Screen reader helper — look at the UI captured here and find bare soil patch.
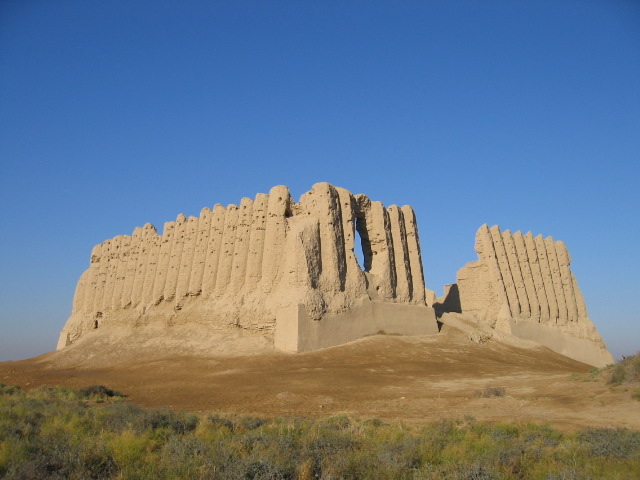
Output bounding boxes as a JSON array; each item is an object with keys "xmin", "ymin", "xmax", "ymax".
[{"xmin": 2, "ymin": 328, "xmax": 638, "ymax": 431}]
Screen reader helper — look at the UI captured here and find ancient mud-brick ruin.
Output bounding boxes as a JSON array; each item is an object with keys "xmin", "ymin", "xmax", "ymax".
[
  {"xmin": 58, "ymin": 183, "xmax": 437, "ymax": 354},
  {"xmin": 58, "ymin": 183, "xmax": 613, "ymax": 367},
  {"xmin": 453, "ymin": 225, "xmax": 613, "ymax": 366}
]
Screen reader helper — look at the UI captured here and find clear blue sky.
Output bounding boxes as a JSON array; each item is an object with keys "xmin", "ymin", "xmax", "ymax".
[{"xmin": 1, "ymin": 1, "xmax": 638, "ymax": 361}]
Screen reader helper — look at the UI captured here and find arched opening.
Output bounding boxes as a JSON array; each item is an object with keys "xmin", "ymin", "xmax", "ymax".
[
  {"xmin": 355, "ymin": 227, "xmax": 365, "ymax": 271},
  {"xmin": 354, "ymin": 216, "xmax": 372, "ymax": 272}
]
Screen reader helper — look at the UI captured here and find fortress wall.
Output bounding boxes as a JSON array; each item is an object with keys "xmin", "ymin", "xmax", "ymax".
[
  {"xmin": 123, "ymin": 237, "xmax": 139, "ymax": 308},
  {"xmin": 388, "ymin": 206, "xmax": 412, "ymax": 303},
  {"xmin": 61, "ymin": 188, "xmax": 610, "ymax": 366},
  {"xmin": 244, "ymin": 193, "xmax": 269, "ymax": 290},
  {"xmin": 456, "ymin": 260, "xmax": 489, "ymax": 320},
  {"xmin": 229, "ymin": 198, "xmax": 253, "ymax": 293},
  {"xmin": 555, "ymin": 241, "xmax": 578, "ymax": 323},
  {"xmin": 141, "ymin": 233, "xmax": 161, "ymax": 308},
  {"xmin": 513, "ymin": 232, "xmax": 540, "ymax": 322},
  {"xmin": 535, "ymin": 234, "xmax": 559, "ymax": 322},
  {"xmin": 459, "ymin": 225, "xmax": 601, "ymax": 329},
  {"xmin": 71, "ymin": 270, "xmax": 89, "ymax": 315},
  {"xmin": 164, "ymin": 215, "xmax": 187, "ymax": 302},
  {"xmin": 175, "ymin": 216, "xmax": 199, "ymax": 301},
  {"xmin": 298, "ymin": 183, "xmax": 345, "ymax": 294},
  {"xmin": 100, "ymin": 236, "xmax": 121, "ymax": 312},
  {"xmin": 59, "ymin": 183, "xmax": 435, "ymax": 351},
  {"xmin": 335, "ymin": 187, "xmax": 366, "ymax": 299},
  {"xmin": 455, "ymin": 224, "xmax": 613, "ymax": 367},
  {"xmin": 572, "ymin": 272, "xmax": 589, "ymax": 321},
  {"xmin": 150, "ymin": 221, "xmax": 173, "ymax": 305},
  {"xmin": 121, "ymin": 227, "xmax": 142, "ymax": 308},
  {"xmin": 78, "ymin": 245, "xmax": 99, "ymax": 314},
  {"xmin": 489, "ymin": 226, "xmax": 520, "ymax": 317},
  {"xmin": 214, "ymin": 205, "xmax": 239, "ymax": 297},
  {"xmin": 402, "ymin": 205, "xmax": 425, "ymax": 305},
  {"xmin": 261, "ymin": 186, "xmax": 291, "ymax": 293},
  {"xmin": 112, "ymin": 235, "xmax": 131, "ymax": 310},
  {"xmin": 202, "ymin": 205, "xmax": 226, "ymax": 297},
  {"xmin": 321, "ymin": 184, "xmax": 348, "ymax": 293},
  {"xmin": 91, "ymin": 238, "xmax": 111, "ymax": 313},
  {"xmin": 188, "ymin": 207, "xmax": 212, "ymax": 296},
  {"xmin": 524, "ymin": 232, "xmax": 550, "ymax": 323},
  {"xmin": 275, "ymin": 300, "xmax": 438, "ymax": 353},
  {"xmin": 131, "ymin": 223, "xmax": 157, "ymax": 308},
  {"xmin": 503, "ymin": 230, "xmax": 530, "ymax": 317},
  {"xmin": 546, "ymin": 236, "xmax": 568, "ymax": 324},
  {"xmin": 479, "ymin": 225, "xmax": 511, "ymax": 326},
  {"xmin": 282, "ymin": 216, "xmax": 320, "ymax": 291},
  {"xmin": 458, "ymin": 226, "xmax": 500, "ymax": 327},
  {"xmin": 356, "ymin": 198, "xmax": 396, "ymax": 301}
]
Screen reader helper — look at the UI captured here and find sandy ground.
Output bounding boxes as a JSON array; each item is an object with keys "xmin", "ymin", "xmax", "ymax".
[{"xmin": 1, "ymin": 328, "xmax": 638, "ymax": 431}]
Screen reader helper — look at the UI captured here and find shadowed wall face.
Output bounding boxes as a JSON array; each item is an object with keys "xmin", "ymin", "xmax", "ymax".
[{"xmin": 58, "ymin": 183, "xmax": 429, "ymax": 350}]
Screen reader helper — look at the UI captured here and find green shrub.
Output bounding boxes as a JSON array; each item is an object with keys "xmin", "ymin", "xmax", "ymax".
[
  {"xmin": 0, "ymin": 384, "xmax": 21, "ymax": 396},
  {"xmin": 78, "ymin": 385, "xmax": 123, "ymax": 399}
]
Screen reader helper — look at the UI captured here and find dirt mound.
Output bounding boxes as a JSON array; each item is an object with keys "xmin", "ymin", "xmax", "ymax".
[{"xmin": 1, "ymin": 328, "xmax": 638, "ymax": 431}]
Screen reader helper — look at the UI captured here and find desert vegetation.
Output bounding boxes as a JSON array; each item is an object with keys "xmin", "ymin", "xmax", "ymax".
[
  {"xmin": 475, "ymin": 386, "xmax": 506, "ymax": 398},
  {"xmin": 1, "ymin": 383, "xmax": 639, "ymax": 479},
  {"xmin": 571, "ymin": 352, "xmax": 640, "ymax": 401},
  {"xmin": 605, "ymin": 352, "xmax": 640, "ymax": 386}
]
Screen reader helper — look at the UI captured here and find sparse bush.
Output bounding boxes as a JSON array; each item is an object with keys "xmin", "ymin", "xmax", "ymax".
[
  {"xmin": 140, "ymin": 408, "xmax": 199, "ymax": 434},
  {"xmin": 0, "ymin": 383, "xmax": 21, "ymax": 395},
  {"xmin": 608, "ymin": 364, "xmax": 627, "ymax": 385},
  {"xmin": 364, "ymin": 417, "xmax": 385, "ymax": 427},
  {"xmin": 239, "ymin": 415, "xmax": 268, "ymax": 431},
  {"xmin": 208, "ymin": 413, "xmax": 235, "ymax": 431},
  {"xmin": 78, "ymin": 384, "xmax": 123, "ymax": 399},
  {"xmin": 627, "ymin": 353, "xmax": 640, "ymax": 382},
  {"xmin": 605, "ymin": 352, "xmax": 640, "ymax": 386},
  {"xmin": 476, "ymin": 386, "xmax": 506, "ymax": 398},
  {"xmin": 99, "ymin": 402, "xmax": 147, "ymax": 432}
]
